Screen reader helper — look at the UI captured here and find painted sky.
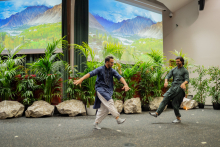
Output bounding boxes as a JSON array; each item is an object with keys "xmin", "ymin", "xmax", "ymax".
[
  {"xmin": 89, "ymin": 0, "xmax": 162, "ymax": 23},
  {"xmin": 0, "ymin": 0, "xmax": 61, "ymax": 19}
]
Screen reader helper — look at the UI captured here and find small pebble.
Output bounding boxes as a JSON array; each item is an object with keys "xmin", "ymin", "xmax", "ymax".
[
  {"xmin": 58, "ymin": 124, "xmax": 61, "ymax": 126},
  {"xmin": 192, "ymin": 114, "xmax": 194, "ymax": 115},
  {"xmin": 136, "ymin": 120, "xmax": 139, "ymax": 121},
  {"xmin": 15, "ymin": 136, "xmax": 18, "ymax": 138},
  {"xmin": 202, "ymin": 110, "xmax": 204, "ymax": 111},
  {"xmin": 117, "ymin": 130, "xmax": 121, "ymax": 132},
  {"xmin": 159, "ymin": 126, "xmax": 162, "ymax": 128},
  {"xmin": 196, "ymin": 122, "xmax": 199, "ymax": 123},
  {"xmin": 201, "ymin": 142, "xmax": 207, "ymax": 144}
]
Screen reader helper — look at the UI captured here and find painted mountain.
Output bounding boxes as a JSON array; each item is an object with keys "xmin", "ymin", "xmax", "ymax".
[
  {"xmin": 112, "ymin": 16, "xmax": 156, "ymax": 35},
  {"xmin": 89, "ymin": 13, "xmax": 159, "ymax": 36},
  {"xmin": 93, "ymin": 14, "xmax": 114, "ymax": 32},
  {"xmin": 89, "ymin": 13, "xmax": 106, "ymax": 32},
  {"xmin": 28, "ymin": 4, "xmax": 62, "ymax": 25},
  {"xmin": 138, "ymin": 22, "xmax": 162, "ymax": 39},
  {"xmin": 0, "ymin": 6, "xmax": 49, "ymax": 28}
]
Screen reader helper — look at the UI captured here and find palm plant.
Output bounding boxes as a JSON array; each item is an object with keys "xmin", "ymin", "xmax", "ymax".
[
  {"xmin": 65, "ymin": 78, "xmax": 85, "ymax": 101},
  {"xmin": 17, "ymin": 75, "xmax": 39, "ymax": 106},
  {"xmin": 145, "ymin": 49, "xmax": 169, "ymax": 98},
  {"xmin": 102, "ymin": 42, "xmax": 125, "ymax": 61},
  {"xmin": 74, "ymin": 42, "xmax": 95, "ymax": 62},
  {"xmin": 29, "ymin": 39, "xmax": 69, "ymax": 103},
  {"xmin": 138, "ymin": 61, "xmax": 157, "ymax": 103},
  {"xmin": 0, "ymin": 46, "xmax": 25, "ymax": 100},
  {"xmin": 146, "ymin": 49, "xmax": 166, "ymax": 67},
  {"xmin": 122, "ymin": 62, "xmax": 141, "ymax": 100}
]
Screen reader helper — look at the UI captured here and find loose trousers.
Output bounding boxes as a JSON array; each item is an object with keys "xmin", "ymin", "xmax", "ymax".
[
  {"xmin": 156, "ymin": 86, "xmax": 185, "ymax": 117},
  {"xmin": 95, "ymin": 91, "xmax": 120, "ymax": 124}
]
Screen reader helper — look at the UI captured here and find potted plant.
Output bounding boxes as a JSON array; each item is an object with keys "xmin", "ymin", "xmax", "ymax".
[
  {"xmin": 208, "ymin": 66, "xmax": 220, "ymax": 110},
  {"xmin": 29, "ymin": 39, "xmax": 68, "ymax": 104},
  {"xmin": 190, "ymin": 65, "xmax": 209, "ymax": 108}
]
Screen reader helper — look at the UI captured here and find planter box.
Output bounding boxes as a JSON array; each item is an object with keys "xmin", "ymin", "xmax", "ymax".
[
  {"xmin": 198, "ymin": 103, "xmax": 205, "ymax": 109},
  {"xmin": 141, "ymin": 104, "xmax": 149, "ymax": 111},
  {"xmin": 213, "ymin": 102, "xmax": 220, "ymax": 110}
]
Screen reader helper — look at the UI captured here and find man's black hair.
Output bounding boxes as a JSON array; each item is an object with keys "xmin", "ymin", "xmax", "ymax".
[{"xmin": 105, "ymin": 56, "xmax": 114, "ymax": 63}]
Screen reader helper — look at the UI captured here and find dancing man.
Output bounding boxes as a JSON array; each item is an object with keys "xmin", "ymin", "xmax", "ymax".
[
  {"xmin": 149, "ymin": 56, "xmax": 189, "ymax": 123},
  {"xmin": 74, "ymin": 56, "xmax": 130, "ymax": 129}
]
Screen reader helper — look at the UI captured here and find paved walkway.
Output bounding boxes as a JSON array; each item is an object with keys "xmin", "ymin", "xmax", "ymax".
[{"xmin": 0, "ymin": 106, "xmax": 220, "ymax": 147}]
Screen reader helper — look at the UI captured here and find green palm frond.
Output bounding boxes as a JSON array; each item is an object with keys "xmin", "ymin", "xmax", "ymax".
[
  {"xmin": 74, "ymin": 42, "xmax": 95, "ymax": 61},
  {"xmin": 146, "ymin": 49, "xmax": 166, "ymax": 65}
]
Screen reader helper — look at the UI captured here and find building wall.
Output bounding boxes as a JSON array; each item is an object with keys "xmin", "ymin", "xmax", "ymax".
[{"xmin": 163, "ymin": 0, "xmax": 220, "ymax": 105}]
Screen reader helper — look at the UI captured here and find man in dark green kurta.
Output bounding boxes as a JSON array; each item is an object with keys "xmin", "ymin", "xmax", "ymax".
[{"xmin": 149, "ymin": 56, "xmax": 189, "ymax": 123}]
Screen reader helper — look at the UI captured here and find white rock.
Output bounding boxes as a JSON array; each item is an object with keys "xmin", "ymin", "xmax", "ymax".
[
  {"xmin": 0, "ymin": 101, "xmax": 24, "ymax": 119},
  {"xmin": 180, "ymin": 98, "xmax": 198, "ymax": 110},
  {"xmin": 124, "ymin": 98, "xmax": 142, "ymax": 114},
  {"xmin": 56, "ymin": 99, "xmax": 86, "ymax": 116},
  {"xmin": 25, "ymin": 100, "xmax": 54, "ymax": 118},
  {"xmin": 114, "ymin": 100, "xmax": 124, "ymax": 113}
]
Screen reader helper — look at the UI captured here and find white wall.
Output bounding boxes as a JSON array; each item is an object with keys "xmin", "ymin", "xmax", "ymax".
[{"xmin": 163, "ymin": 0, "xmax": 220, "ymax": 105}]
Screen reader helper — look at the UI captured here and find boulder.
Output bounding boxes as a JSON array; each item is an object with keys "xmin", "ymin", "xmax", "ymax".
[
  {"xmin": 114, "ymin": 100, "xmax": 123, "ymax": 113},
  {"xmin": 149, "ymin": 97, "xmax": 167, "ymax": 111},
  {"xmin": 180, "ymin": 97, "xmax": 198, "ymax": 110},
  {"xmin": 0, "ymin": 101, "xmax": 24, "ymax": 119},
  {"xmin": 124, "ymin": 98, "xmax": 142, "ymax": 114},
  {"xmin": 56, "ymin": 99, "xmax": 86, "ymax": 116},
  {"xmin": 25, "ymin": 100, "xmax": 54, "ymax": 118}
]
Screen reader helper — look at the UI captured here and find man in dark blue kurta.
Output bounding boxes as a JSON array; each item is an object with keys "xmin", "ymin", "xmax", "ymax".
[
  {"xmin": 74, "ymin": 56, "xmax": 130, "ymax": 129},
  {"xmin": 150, "ymin": 56, "xmax": 189, "ymax": 123}
]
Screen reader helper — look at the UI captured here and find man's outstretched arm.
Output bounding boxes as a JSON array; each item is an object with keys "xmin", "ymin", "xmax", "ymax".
[{"xmin": 73, "ymin": 67, "xmax": 101, "ymax": 86}]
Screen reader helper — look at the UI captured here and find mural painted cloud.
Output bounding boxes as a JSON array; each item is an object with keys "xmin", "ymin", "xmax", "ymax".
[{"xmin": 89, "ymin": 0, "xmax": 163, "ymax": 63}]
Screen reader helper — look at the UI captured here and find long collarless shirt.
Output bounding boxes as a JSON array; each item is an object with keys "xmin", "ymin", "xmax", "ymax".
[
  {"xmin": 164, "ymin": 66, "xmax": 189, "ymax": 97},
  {"xmin": 89, "ymin": 65, "xmax": 122, "ymax": 109}
]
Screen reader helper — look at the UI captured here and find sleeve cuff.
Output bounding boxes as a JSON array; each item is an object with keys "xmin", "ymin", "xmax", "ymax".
[{"xmin": 89, "ymin": 71, "xmax": 94, "ymax": 77}]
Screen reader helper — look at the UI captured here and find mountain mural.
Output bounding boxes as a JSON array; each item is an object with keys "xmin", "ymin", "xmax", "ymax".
[
  {"xmin": 138, "ymin": 22, "xmax": 162, "ymax": 39},
  {"xmin": 0, "ymin": 6, "xmax": 49, "ymax": 28},
  {"xmin": 28, "ymin": 4, "xmax": 62, "ymax": 25},
  {"xmin": 89, "ymin": 13, "xmax": 157, "ymax": 36},
  {"xmin": 112, "ymin": 16, "xmax": 156, "ymax": 35},
  {"xmin": 0, "ymin": 17, "xmax": 11, "ymax": 28},
  {"xmin": 89, "ymin": 13, "xmax": 106, "ymax": 32},
  {"xmin": 93, "ymin": 14, "xmax": 114, "ymax": 32}
]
